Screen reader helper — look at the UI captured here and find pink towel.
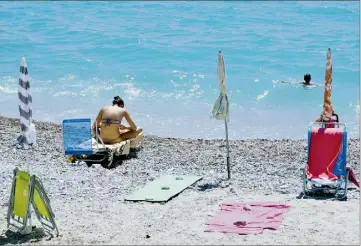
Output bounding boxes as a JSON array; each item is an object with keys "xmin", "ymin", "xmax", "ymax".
[{"xmin": 205, "ymin": 202, "xmax": 291, "ymax": 235}]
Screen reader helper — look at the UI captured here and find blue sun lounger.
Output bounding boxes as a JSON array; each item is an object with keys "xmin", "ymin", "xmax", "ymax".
[
  {"xmin": 62, "ymin": 118, "xmax": 143, "ymax": 168},
  {"xmin": 62, "ymin": 118, "xmax": 111, "ymax": 167}
]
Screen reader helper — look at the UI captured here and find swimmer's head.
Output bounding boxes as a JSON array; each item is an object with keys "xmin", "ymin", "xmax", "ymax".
[
  {"xmin": 304, "ymin": 74, "xmax": 311, "ymax": 84},
  {"xmin": 113, "ymin": 96, "xmax": 124, "ymax": 108}
]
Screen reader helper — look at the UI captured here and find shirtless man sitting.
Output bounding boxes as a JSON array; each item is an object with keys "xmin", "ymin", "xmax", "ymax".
[{"xmin": 92, "ymin": 96, "xmax": 143, "ymax": 144}]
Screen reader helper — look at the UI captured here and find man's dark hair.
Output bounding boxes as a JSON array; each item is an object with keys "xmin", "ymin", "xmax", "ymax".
[
  {"xmin": 304, "ymin": 73, "xmax": 311, "ymax": 83},
  {"xmin": 113, "ymin": 96, "xmax": 124, "ymax": 107}
]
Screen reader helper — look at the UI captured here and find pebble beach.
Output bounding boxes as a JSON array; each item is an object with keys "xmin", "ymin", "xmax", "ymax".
[
  {"xmin": 0, "ymin": 115, "xmax": 359, "ymax": 245},
  {"xmin": 0, "ymin": 2, "xmax": 360, "ymax": 245}
]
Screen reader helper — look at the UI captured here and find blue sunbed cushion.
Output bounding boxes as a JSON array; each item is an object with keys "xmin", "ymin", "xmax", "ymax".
[{"xmin": 62, "ymin": 118, "xmax": 93, "ymax": 155}]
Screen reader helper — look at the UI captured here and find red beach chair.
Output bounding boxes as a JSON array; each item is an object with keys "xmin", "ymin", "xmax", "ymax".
[{"xmin": 302, "ymin": 122, "xmax": 359, "ymax": 200}]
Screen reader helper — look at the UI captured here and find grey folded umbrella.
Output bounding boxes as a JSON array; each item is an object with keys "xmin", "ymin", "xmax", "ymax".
[{"xmin": 211, "ymin": 51, "xmax": 231, "ymax": 179}]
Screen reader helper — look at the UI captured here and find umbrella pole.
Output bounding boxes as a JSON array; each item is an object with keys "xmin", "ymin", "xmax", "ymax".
[
  {"xmin": 26, "ymin": 149, "xmax": 32, "ymax": 232},
  {"xmin": 25, "ymin": 149, "xmax": 29, "ymax": 172},
  {"xmin": 225, "ymin": 119, "xmax": 231, "ymax": 179},
  {"xmin": 19, "ymin": 148, "xmax": 32, "ymax": 235}
]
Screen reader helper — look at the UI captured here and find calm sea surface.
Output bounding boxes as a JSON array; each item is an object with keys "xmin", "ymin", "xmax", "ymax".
[{"xmin": 0, "ymin": 1, "xmax": 359, "ymax": 139}]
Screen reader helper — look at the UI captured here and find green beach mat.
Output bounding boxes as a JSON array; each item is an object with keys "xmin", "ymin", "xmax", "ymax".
[{"xmin": 125, "ymin": 175, "xmax": 202, "ymax": 202}]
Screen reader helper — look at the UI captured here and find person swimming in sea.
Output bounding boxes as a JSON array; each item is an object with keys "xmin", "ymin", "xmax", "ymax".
[
  {"xmin": 281, "ymin": 74, "xmax": 321, "ymax": 87},
  {"xmin": 92, "ymin": 96, "xmax": 143, "ymax": 144}
]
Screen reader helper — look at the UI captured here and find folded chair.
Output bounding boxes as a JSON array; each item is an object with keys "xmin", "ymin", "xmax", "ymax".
[
  {"xmin": 302, "ymin": 122, "xmax": 352, "ymax": 200},
  {"xmin": 7, "ymin": 168, "xmax": 59, "ymax": 236},
  {"xmin": 7, "ymin": 168, "xmax": 33, "ymax": 233},
  {"xmin": 31, "ymin": 176, "xmax": 59, "ymax": 236}
]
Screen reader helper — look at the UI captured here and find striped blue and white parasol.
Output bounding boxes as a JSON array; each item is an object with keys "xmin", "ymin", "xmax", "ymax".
[{"xmin": 16, "ymin": 57, "xmax": 36, "ymax": 149}]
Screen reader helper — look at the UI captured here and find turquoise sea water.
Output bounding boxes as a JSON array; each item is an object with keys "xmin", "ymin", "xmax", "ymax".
[{"xmin": 0, "ymin": 1, "xmax": 359, "ymax": 139}]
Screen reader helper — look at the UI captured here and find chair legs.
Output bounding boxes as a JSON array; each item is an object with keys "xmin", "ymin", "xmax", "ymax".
[{"xmin": 303, "ymin": 177, "xmax": 348, "ymax": 200}]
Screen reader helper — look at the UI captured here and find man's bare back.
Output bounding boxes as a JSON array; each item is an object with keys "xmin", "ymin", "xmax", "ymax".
[{"xmin": 92, "ymin": 96, "xmax": 143, "ymax": 144}]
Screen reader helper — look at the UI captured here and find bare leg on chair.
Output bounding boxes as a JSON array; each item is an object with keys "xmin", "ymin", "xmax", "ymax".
[{"xmin": 119, "ymin": 127, "xmax": 143, "ymax": 141}]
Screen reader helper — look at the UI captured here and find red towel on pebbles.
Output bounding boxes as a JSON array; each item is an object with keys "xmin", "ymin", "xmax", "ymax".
[{"xmin": 205, "ymin": 202, "xmax": 291, "ymax": 235}]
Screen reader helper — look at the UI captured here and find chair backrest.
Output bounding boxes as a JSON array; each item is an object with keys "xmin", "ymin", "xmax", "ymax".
[
  {"xmin": 62, "ymin": 118, "xmax": 93, "ymax": 155},
  {"xmin": 13, "ymin": 170, "xmax": 32, "ymax": 219},
  {"xmin": 33, "ymin": 180, "xmax": 51, "ymax": 219},
  {"xmin": 325, "ymin": 119, "xmax": 336, "ymax": 129},
  {"xmin": 325, "ymin": 113, "xmax": 339, "ymax": 129},
  {"xmin": 32, "ymin": 176, "xmax": 59, "ymax": 236},
  {"xmin": 7, "ymin": 168, "xmax": 33, "ymax": 232},
  {"xmin": 307, "ymin": 126, "xmax": 347, "ymax": 179}
]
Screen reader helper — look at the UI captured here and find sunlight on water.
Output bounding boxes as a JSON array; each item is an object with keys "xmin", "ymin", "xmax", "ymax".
[{"xmin": 0, "ymin": 1, "xmax": 359, "ymax": 139}]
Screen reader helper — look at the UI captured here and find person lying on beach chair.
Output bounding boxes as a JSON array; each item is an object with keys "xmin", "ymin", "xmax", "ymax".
[{"xmin": 92, "ymin": 96, "xmax": 143, "ymax": 144}]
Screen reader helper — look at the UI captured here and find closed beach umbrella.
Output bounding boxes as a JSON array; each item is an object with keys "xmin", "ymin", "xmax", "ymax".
[
  {"xmin": 316, "ymin": 48, "xmax": 334, "ymax": 123},
  {"xmin": 16, "ymin": 57, "xmax": 36, "ymax": 153},
  {"xmin": 212, "ymin": 50, "xmax": 231, "ymax": 179},
  {"xmin": 15, "ymin": 57, "xmax": 36, "ymax": 233},
  {"xmin": 315, "ymin": 49, "xmax": 359, "ymax": 188}
]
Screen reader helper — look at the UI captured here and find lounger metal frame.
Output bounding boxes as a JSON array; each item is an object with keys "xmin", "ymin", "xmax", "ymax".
[
  {"xmin": 62, "ymin": 118, "xmax": 114, "ymax": 168},
  {"xmin": 302, "ymin": 122, "xmax": 349, "ymax": 200},
  {"xmin": 77, "ymin": 127, "xmax": 115, "ymax": 167},
  {"xmin": 31, "ymin": 176, "xmax": 60, "ymax": 236}
]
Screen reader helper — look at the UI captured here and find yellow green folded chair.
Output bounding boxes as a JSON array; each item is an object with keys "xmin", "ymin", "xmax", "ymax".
[
  {"xmin": 6, "ymin": 168, "xmax": 33, "ymax": 234},
  {"xmin": 7, "ymin": 168, "xmax": 59, "ymax": 236}
]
